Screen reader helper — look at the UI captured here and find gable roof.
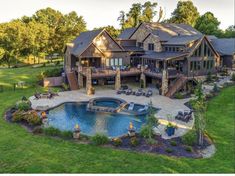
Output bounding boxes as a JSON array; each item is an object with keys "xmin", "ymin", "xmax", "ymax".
[
  {"xmin": 210, "ymin": 38, "xmax": 235, "ymax": 56},
  {"xmin": 119, "ymin": 23, "xmax": 202, "ymax": 42},
  {"xmin": 71, "ymin": 29, "xmax": 124, "ymax": 57},
  {"xmin": 71, "ymin": 29, "xmax": 103, "ymax": 56},
  {"xmin": 118, "ymin": 27, "xmax": 136, "ymax": 39}
]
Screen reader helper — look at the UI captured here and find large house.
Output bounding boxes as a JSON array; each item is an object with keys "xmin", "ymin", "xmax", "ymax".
[{"xmin": 64, "ymin": 22, "xmax": 234, "ymax": 97}]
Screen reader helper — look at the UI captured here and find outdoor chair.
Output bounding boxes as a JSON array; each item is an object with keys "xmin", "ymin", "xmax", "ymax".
[
  {"xmin": 125, "ymin": 89, "xmax": 132, "ymax": 95},
  {"xmin": 34, "ymin": 93, "xmax": 41, "ymax": 99},
  {"xmin": 135, "ymin": 89, "xmax": 143, "ymax": 96},
  {"xmin": 145, "ymin": 89, "xmax": 153, "ymax": 97},
  {"xmin": 175, "ymin": 110, "xmax": 193, "ymax": 123}
]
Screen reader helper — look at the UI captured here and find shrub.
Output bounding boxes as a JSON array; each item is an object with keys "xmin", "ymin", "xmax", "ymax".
[
  {"xmin": 213, "ymin": 84, "xmax": 219, "ymax": 93},
  {"xmin": 206, "ymin": 72, "xmax": 212, "ymax": 82},
  {"xmin": 185, "ymin": 146, "xmax": 193, "ymax": 152},
  {"xmin": 61, "ymin": 131, "xmax": 73, "ymax": 139},
  {"xmin": 231, "ymin": 73, "xmax": 235, "ymax": 82},
  {"xmin": 165, "ymin": 148, "xmax": 173, "ymax": 153},
  {"xmin": 62, "ymin": 83, "xmax": 69, "ymax": 91},
  {"xmin": 32, "ymin": 126, "xmax": 43, "ymax": 134},
  {"xmin": 12, "ymin": 110, "xmax": 24, "ymax": 122},
  {"xmin": 91, "ymin": 134, "xmax": 109, "ymax": 146},
  {"xmin": 24, "ymin": 111, "xmax": 42, "ymax": 125},
  {"xmin": 146, "ymin": 138, "xmax": 157, "ymax": 145},
  {"xmin": 43, "ymin": 68, "xmax": 62, "ymax": 77},
  {"xmin": 170, "ymin": 140, "xmax": 177, "ymax": 146},
  {"xmin": 140, "ymin": 125, "xmax": 154, "ymax": 139},
  {"xmin": 16, "ymin": 100, "xmax": 31, "ymax": 111},
  {"xmin": 43, "ymin": 127, "xmax": 61, "ymax": 136},
  {"xmin": 130, "ymin": 137, "xmax": 139, "ymax": 147},
  {"xmin": 112, "ymin": 138, "xmax": 122, "ymax": 147},
  {"xmin": 181, "ymin": 130, "xmax": 197, "ymax": 146},
  {"xmin": 175, "ymin": 92, "xmax": 184, "ymax": 99}
]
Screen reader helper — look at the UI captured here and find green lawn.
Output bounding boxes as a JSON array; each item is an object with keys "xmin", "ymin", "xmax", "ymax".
[{"xmin": 0, "ymin": 67, "xmax": 234, "ymax": 173}]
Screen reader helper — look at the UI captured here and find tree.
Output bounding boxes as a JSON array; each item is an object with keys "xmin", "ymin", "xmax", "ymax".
[
  {"xmin": 168, "ymin": 0, "xmax": 200, "ymax": 27},
  {"xmin": 195, "ymin": 12, "xmax": 221, "ymax": 35},
  {"xmin": 192, "ymin": 82, "xmax": 206, "ymax": 147},
  {"xmin": 127, "ymin": 3, "xmax": 142, "ymax": 27},
  {"xmin": 117, "ymin": 11, "xmax": 126, "ymax": 30},
  {"xmin": 94, "ymin": 26, "xmax": 120, "ymax": 38},
  {"xmin": 118, "ymin": 1, "xmax": 164, "ymax": 29},
  {"xmin": 220, "ymin": 25, "xmax": 235, "ymax": 38},
  {"xmin": 0, "ymin": 20, "xmax": 26, "ymax": 67}
]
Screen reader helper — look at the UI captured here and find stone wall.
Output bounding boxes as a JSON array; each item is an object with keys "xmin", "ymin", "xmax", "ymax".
[
  {"xmin": 130, "ymin": 23, "xmax": 152, "ymax": 44},
  {"xmin": 143, "ymin": 33, "xmax": 162, "ymax": 52}
]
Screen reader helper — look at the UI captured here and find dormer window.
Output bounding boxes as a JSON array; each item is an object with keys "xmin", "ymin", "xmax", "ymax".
[
  {"xmin": 148, "ymin": 43, "xmax": 154, "ymax": 51},
  {"xmin": 138, "ymin": 42, "xmax": 143, "ymax": 48}
]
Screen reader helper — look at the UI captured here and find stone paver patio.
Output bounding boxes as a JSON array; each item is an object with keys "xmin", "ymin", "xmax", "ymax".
[{"xmin": 29, "ymin": 89, "xmax": 194, "ymax": 139}]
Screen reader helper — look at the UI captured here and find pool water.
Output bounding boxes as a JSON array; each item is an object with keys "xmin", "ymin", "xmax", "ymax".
[
  {"xmin": 94, "ymin": 99, "xmax": 121, "ymax": 108},
  {"xmin": 47, "ymin": 102, "xmax": 148, "ymax": 138}
]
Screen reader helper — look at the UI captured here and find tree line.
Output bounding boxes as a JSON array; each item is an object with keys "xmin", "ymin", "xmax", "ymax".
[
  {"xmin": 0, "ymin": 8, "xmax": 86, "ymax": 67},
  {"xmin": 0, "ymin": 1, "xmax": 234, "ymax": 67},
  {"xmin": 117, "ymin": 1, "xmax": 235, "ymax": 38}
]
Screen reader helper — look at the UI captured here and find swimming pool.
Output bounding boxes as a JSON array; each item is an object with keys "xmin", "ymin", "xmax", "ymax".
[{"xmin": 46, "ymin": 102, "xmax": 150, "ymax": 138}]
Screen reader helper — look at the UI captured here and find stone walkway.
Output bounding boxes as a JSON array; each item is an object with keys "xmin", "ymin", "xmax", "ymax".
[{"xmin": 29, "ymin": 89, "xmax": 193, "ymax": 139}]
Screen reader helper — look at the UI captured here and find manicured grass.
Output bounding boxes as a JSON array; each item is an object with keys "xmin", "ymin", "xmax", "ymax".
[{"xmin": 0, "ymin": 67, "xmax": 234, "ymax": 173}]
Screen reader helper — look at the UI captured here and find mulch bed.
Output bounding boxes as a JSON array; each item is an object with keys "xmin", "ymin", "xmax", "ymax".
[{"xmin": 108, "ymin": 134, "xmax": 211, "ymax": 158}]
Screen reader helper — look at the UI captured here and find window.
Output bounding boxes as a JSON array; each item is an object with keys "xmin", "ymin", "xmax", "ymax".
[
  {"xmin": 203, "ymin": 60, "xmax": 206, "ymax": 68},
  {"xmin": 119, "ymin": 58, "xmax": 123, "ymax": 66},
  {"xmin": 138, "ymin": 42, "xmax": 143, "ymax": 48},
  {"xmin": 110, "ymin": 59, "xmax": 114, "ymax": 66},
  {"xmin": 115, "ymin": 58, "xmax": 119, "ymax": 66},
  {"xmin": 165, "ymin": 47, "xmax": 168, "ymax": 51},
  {"xmin": 148, "ymin": 43, "xmax": 154, "ymax": 51},
  {"xmin": 106, "ymin": 59, "xmax": 109, "ymax": 66}
]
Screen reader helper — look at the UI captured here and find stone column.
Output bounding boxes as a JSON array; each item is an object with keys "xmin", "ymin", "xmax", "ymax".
[
  {"xmin": 140, "ymin": 66, "xmax": 146, "ymax": 88},
  {"xmin": 86, "ymin": 67, "xmax": 92, "ymax": 95},
  {"xmin": 78, "ymin": 73, "xmax": 83, "ymax": 88},
  {"xmin": 161, "ymin": 69, "xmax": 168, "ymax": 95},
  {"xmin": 115, "ymin": 68, "xmax": 121, "ymax": 90}
]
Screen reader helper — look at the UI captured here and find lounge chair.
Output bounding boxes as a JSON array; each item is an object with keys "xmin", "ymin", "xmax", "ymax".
[
  {"xmin": 135, "ymin": 89, "xmax": 143, "ymax": 96},
  {"xmin": 175, "ymin": 110, "xmax": 193, "ymax": 122},
  {"xmin": 145, "ymin": 89, "xmax": 153, "ymax": 97},
  {"xmin": 138, "ymin": 104, "xmax": 149, "ymax": 112},
  {"xmin": 125, "ymin": 89, "xmax": 132, "ymax": 95},
  {"xmin": 128, "ymin": 102, "xmax": 135, "ymax": 111}
]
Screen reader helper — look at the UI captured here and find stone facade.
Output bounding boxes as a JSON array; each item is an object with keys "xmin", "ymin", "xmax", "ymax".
[
  {"xmin": 161, "ymin": 69, "xmax": 168, "ymax": 95},
  {"xmin": 130, "ymin": 23, "xmax": 152, "ymax": 44},
  {"xmin": 86, "ymin": 67, "xmax": 92, "ymax": 95},
  {"xmin": 115, "ymin": 68, "xmax": 121, "ymax": 90},
  {"xmin": 143, "ymin": 33, "xmax": 162, "ymax": 52}
]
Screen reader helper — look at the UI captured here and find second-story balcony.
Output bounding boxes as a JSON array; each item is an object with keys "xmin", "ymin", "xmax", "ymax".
[
  {"xmin": 78, "ymin": 66, "xmax": 142, "ymax": 78},
  {"xmin": 144, "ymin": 67, "xmax": 183, "ymax": 79}
]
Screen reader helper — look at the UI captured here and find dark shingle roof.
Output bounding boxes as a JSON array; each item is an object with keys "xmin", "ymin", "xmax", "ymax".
[
  {"xmin": 148, "ymin": 23, "xmax": 202, "ymax": 41},
  {"xmin": 163, "ymin": 35, "xmax": 202, "ymax": 45},
  {"xmin": 142, "ymin": 51, "xmax": 188, "ymax": 61},
  {"xmin": 118, "ymin": 28, "xmax": 136, "ymax": 39},
  {"xmin": 71, "ymin": 29, "xmax": 103, "ymax": 56},
  {"xmin": 211, "ymin": 38, "xmax": 235, "ymax": 55},
  {"xmin": 122, "ymin": 46, "xmax": 144, "ymax": 52}
]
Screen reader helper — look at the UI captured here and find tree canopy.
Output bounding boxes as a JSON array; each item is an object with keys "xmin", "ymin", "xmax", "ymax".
[
  {"xmin": 167, "ymin": 0, "xmax": 200, "ymax": 27},
  {"xmin": 118, "ymin": 1, "xmax": 164, "ymax": 29},
  {"xmin": 93, "ymin": 25, "xmax": 120, "ymax": 38},
  {"xmin": 195, "ymin": 12, "xmax": 221, "ymax": 36},
  {"xmin": 0, "ymin": 8, "xmax": 86, "ymax": 67}
]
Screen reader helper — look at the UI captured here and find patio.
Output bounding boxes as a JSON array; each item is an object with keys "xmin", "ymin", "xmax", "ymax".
[{"xmin": 29, "ymin": 89, "xmax": 194, "ymax": 139}]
